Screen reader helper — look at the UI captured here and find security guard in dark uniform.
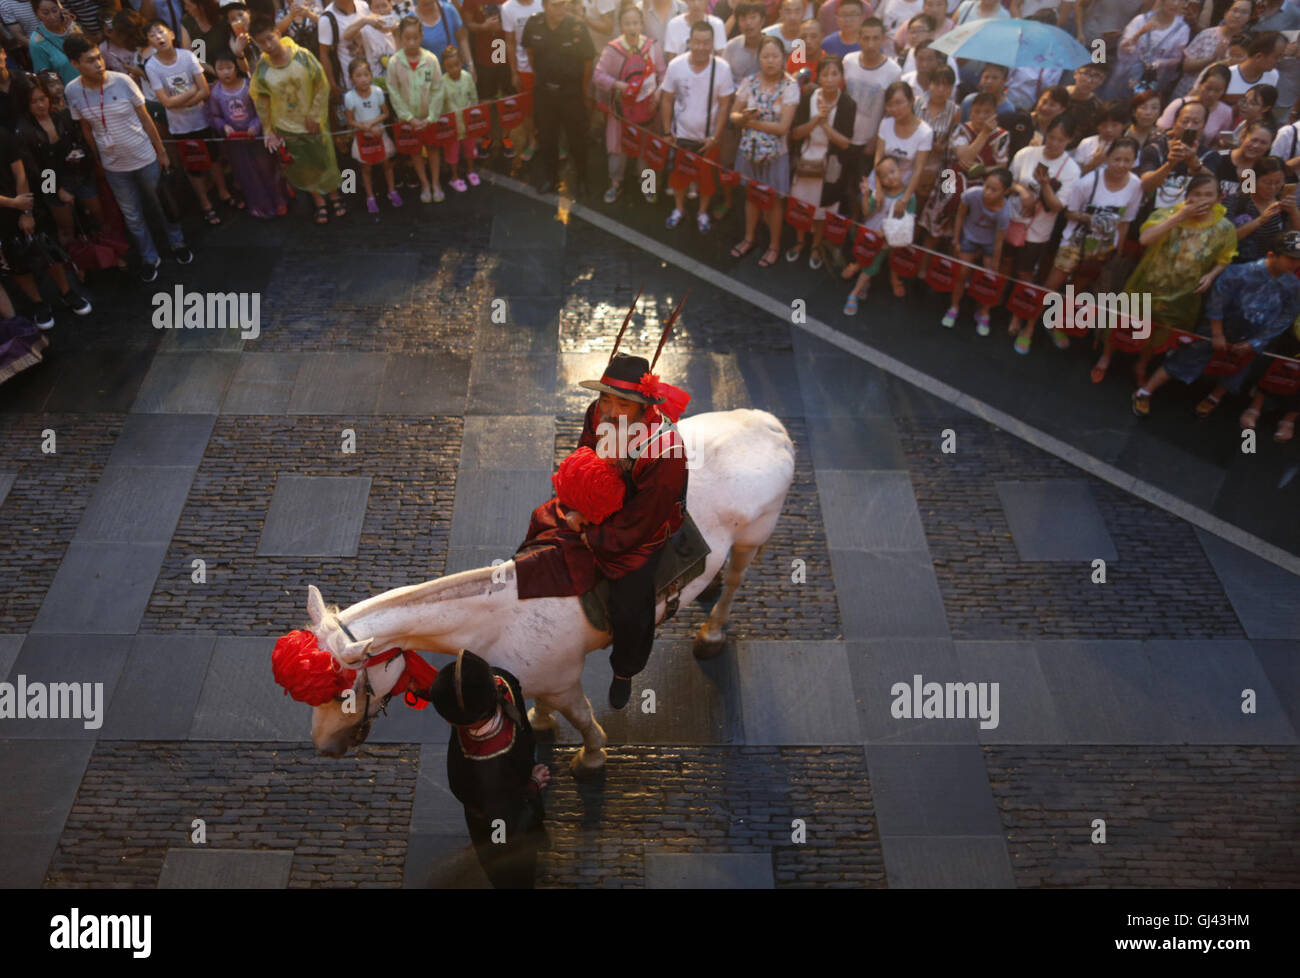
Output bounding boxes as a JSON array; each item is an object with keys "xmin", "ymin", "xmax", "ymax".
[{"xmin": 521, "ymin": 0, "xmax": 595, "ymax": 196}]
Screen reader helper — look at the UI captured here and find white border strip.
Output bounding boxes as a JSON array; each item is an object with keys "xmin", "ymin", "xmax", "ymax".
[{"xmin": 486, "ymin": 170, "xmax": 1300, "ymax": 579}]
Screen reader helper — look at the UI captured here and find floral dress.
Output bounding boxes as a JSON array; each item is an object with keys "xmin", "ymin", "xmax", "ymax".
[
  {"xmin": 918, "ymin": 120, "xmax": 1009, "ymax": 238},
  {"xmin": 735, "ymin": 73, "xmax": 799, "ymax": 190}
]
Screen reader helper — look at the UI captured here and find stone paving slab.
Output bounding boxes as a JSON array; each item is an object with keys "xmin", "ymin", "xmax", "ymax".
[
  {"xmin": 0, "ymin": 740, "xmax": 94, "ymax": 886},
  {"xmin": 1252, "ymin": 641, "xmax": 1300, "ymax": 735},
  {"xmin": 189, "ymin": 637, "xmax": 312, "ymax": 741},
  {"xmin": 467, "ymin": 354, "xmax": 559, "ymax": 415},
  {"xmin": 107, "ymin": 414, "xmax": 214, "ymax": 466},
  {"xmin": 99, "ymin": 634, "xmax": 216, "ymax": 741},
  {"xmin": 735, "ymin": 640, "xmax": 860, "ymax": 745},
  {"xmin": 953, "ymin": 641, "xmax": 1067, "ymax": 745},
  {"xmin": 486, "ymin": 251, "xmax": 565, "ymax": 298},
  {"xmin": 31, "ymin": 542, "xmax": 169, "ymax": 635},
  {"xmin": 410, "ymin": 743, "xmax": 466, "ymax": 833},
  {"xmin": 881, "ymin": 836, "xmax": 1016, "ymax": 888},
  {"xmin": 377, "ymin": 353, "xmax": 472, "ymax": 416},
  {"xmin": 995, "ymin": 480, "xmax": 1118, "ymax": 562},
  {"xmin": 0, "ymin": 471, "xmax": 13, "ymax": 506},
  {"xmin": 808, "ymin": 417, "xmax": 906, "ymax": 470},
  {"xmin": 220, "ymin": 353, "xmax": 304, "ymax": 414},
  {"xmin": 365, "ymin": 686, "xmax": 456, "ymax": 744},
  {"xmin": 448, "ymin": 469, "xmax": 553, "ymax": 549},
  {"xmin": 644, "ymin": 852, "xmax": 775, "ymax": 889},
  {"xmin": 846, "ymin": 639, "xmax": 980, "ymax": 745},
  {"xmin": 157, "ymin": 849, "xmax": 293, "ymax": 888},
  {"xmin": 552, "ymin": 639, "xmax": 743, "ymax": 746},
  {"xmin": 716, "ymin": 354, "xmax": 806, "ymax": 417},
  {"xmin": 474, "ymin": 297, "xmax": 562, "ymax": 354},
  {"xmin": 865, "ymin": 744, "xmax": 1004, "ymax": 837},
  {"xmin": 818, "ymin": 470, "xmax": 928, "ymax": 551},
  {"xmin": 257, "ymin": 475, "xmax": 372, "ymax": 557},
  {"xmin": 460, "ymin": 416, "xmax": 556, "ymax": 470},
  {"xmin": 489, "ymin": 212, "xmax": 566, "ymax": 251},
  {"xmin": 286, "ymin": 353, "xmax": 387, "ymax": 416},
  {"xmin": 0, "ymin": 635, "xmax": 131, "ymax": 739},
  {"xmin": 1197, "ymin": 529, "xmax": 1300, "ymax": 640},
  {"xmin": 405, "ymin": 833, "xmax": 489, "ymax": 888},
  {"xmin": 132, "ymin": 352, "xmax": 241, "ymax": 414},
  {"xmin": 795, "ymin": 355, "xmax": 893, "ymax": 418},
  {"xmin": 829, "ymin": 549, "xmax": 950, "ymax": 639},
  {"xmin": 1032, "ymin": 640, "xmax": 1174, "ymax": 744},
  {"xmin": 42, "ymin": 347, "xmax": 154, "ymax": 413},
  {"xmin": 73, "ymin": 465, "xmax": 196, "ymax": 544},
  {"xmin": 158, "ymin": 323, "xmax": 247, "ymax": 353}
]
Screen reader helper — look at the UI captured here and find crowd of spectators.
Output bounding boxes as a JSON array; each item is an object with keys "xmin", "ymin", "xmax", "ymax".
[{"xmin": 1, "ymin": 0, "xmax": 1299, "ymax": 440}]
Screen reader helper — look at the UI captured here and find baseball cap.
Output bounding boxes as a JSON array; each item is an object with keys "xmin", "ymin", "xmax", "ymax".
[{"xmin": 1272, "ymin": 230, "xmax": 1300, "ymax": 258}]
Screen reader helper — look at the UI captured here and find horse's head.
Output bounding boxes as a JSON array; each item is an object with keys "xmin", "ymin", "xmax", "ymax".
[{"xmin": 305, "ymin": 584, "xmax": 392, "ymax": 758}]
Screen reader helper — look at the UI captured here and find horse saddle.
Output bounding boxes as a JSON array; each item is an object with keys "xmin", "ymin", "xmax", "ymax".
[{"xmin": 580, "ymin": 513, "xmax": 711, "ymax": 634}]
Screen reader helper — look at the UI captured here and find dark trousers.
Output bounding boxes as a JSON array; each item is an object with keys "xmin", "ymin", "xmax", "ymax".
[
  {"xmin": 534, "ymin": 85, "xmax": 589, "ymax": 185},
  {"xmin": 465, "ymin": 809, "xmax": 544, "ymax": 889},
  {"xmin": 608, "ymin": 546, "xmax": 663, "ymax": 679}
]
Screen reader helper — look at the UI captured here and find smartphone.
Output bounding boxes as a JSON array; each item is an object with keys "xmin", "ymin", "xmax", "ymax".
[
  {"xmin": 1179, "ymin": 129, "xmax": 1198, "ymax": 147},
  {"xmin": 1285, "ymin": 183, "xmax": 1298, "ymax": 197}
]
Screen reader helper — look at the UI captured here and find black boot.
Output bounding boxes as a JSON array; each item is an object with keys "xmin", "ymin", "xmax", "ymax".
[{"xmin": 608, "ymin": 675, "xmax": 632, "ymax": 709}]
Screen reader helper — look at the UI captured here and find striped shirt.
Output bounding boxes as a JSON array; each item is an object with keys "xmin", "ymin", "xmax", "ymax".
[{"xmin": 66, "ymin": 71, "xmax": 157, "ymax": 172}]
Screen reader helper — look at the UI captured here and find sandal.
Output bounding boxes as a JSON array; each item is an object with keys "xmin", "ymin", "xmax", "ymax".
[
  {"xmin": 758, "ymin": 247, "xmax": 779, "ymax": 268},
  {"xmin": 843, "ymin": 294, "xmax": 860, "ymax": 315},
  {"xmin": 313, "ymin": 205, "xmax": 328, "ymax": 224},
  {"xmin": 1239, "ymin": 406, "xmax": 1260, "ymax": 430},
  {"xmin": 331, "ymin": 197, "xmax": 347, "ymax": 218},
  {"xmin": 221, "ymin": 194, "xmax": 245, "ymax": 211},
  {"xmin": 1194, "ymin": 393, "xmax": 1221, "ymax": 419},
  {"xmin": 203, "ymin": 208, "xmax": 221, "ymax": 225},
  {"xmin": 1276, "ymin": 418, "xmax": 1296, "ymax": 442},
  {"xmin": 1132, "ymin": 389, "xmax": 1151, "ymax": 417},
  {"xmin": 1014, "ymin": 333, "xmax": 1032, "ymax": 355},
  {"xmin": 730, "ymin": 239, "xmax": 756, "ymax": 258},
  {"xmin": 891, "ymin": 277, "xmax": 905, "ymax": 298},
  {"xmin": 1090, "ymin": 363, "xmax": 1108, "ymax": 384},
  {"xmin": 785, "ymin": 244, "xmax": 802, "ymax": 263},
  {"xmin": 1048, "ymin": 327, "xmax": 1069, "ymax": 350}
]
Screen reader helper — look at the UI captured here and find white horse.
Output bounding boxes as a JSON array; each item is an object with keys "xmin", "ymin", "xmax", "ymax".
[{"xmin": 306, "ymin": 408, "xmax": 795, "ymax": 774}]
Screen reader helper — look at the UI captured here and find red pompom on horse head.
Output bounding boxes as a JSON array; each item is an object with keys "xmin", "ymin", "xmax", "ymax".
[
  {"xmin": 272, "ymin": 630, "xmax": 357, "ymax": 706},
  {"xmin": 553, "ymin": 446, "xmax": 626, "ymax": 524}
]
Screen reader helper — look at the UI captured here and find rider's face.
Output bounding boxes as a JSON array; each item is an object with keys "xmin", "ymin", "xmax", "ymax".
[{"xmin": 598, "ymin": 392, "xmax": 646, "ymax": 426}]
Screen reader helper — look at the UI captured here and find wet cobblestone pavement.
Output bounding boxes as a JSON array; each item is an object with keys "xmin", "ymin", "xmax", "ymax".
[{"xmin": 0, "ymin": 175, "xmax": 1297, "ymax": 889}]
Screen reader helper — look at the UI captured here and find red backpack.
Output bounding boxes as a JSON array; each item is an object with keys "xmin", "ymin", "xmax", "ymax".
[{"xmin": 610, "ymin": 37, "xmax": 657, "ymax": 125}]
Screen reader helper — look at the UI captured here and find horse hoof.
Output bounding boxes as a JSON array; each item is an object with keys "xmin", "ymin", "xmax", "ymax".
[
  {"xmin": 528, "ymin": 707, "xmax": 558, "ymax": 733},
  {"xmin": 693, "ymin": 635, "xmax": 727, "ymax": 660},
  {"xmin": 570, "ymin": 748, "xmax": 607, "ymax": 778}
]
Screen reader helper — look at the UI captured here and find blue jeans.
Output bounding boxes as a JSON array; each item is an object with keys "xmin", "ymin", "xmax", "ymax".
[{"xmin": 103, "ymin": 161, "xmax": 185, "ymax": 265}]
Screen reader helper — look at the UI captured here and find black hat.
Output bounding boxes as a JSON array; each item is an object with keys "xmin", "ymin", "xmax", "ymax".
[
  {"xmin": 428, "ymin": 650, "xmax": 500, "ymax": 725},
  {"xmin": 578, "ymin": 352, "xmax": 664, "ymax": 405}
]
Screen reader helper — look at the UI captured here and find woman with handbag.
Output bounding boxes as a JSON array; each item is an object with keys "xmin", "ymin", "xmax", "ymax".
[
  {"xmin": 16, "ymin": 72, "xmax": 104, "ymax": 246},
  {"xmin": 592, "ymin": 3, "xmax": 663, "ymax": 204},
  {"xmin": 727, "ymin": 34, "xmax": 799, "ymax": 267},
  {"xmin": 786, "ymin": 53, "xmax": 854, "ymax": 270}
]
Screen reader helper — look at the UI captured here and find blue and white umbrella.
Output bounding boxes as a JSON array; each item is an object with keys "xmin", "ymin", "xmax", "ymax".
[{"xmin": 930, "ymin": 17, "xmax": 1093, "ymax": 71}]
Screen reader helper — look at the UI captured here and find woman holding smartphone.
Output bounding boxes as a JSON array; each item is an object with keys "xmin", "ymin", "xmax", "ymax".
[
  {"xmin": 29, "ymin": 0, "xmax": 85, "ymax": 84},
  {"xmin": 1225, "ymin": 156, "xmax": 1300, "ymax": 263}
]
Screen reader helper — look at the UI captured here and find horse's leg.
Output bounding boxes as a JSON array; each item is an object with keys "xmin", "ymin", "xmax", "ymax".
[
  {"xmin": 549, "ymin": 682, "xmax": 608, "ymax": 777},
  {"xmin": 528, "ymin": 696, "xmax": 559, "ymax": 734},
  {"xmin": 694, "ymin": 543, "xmax": 762, "ymax": 659}
]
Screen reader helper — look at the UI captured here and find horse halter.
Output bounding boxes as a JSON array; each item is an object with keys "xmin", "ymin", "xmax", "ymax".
[{"xmin": 331, "ymin": 617, "xmax": 394, "ymax": 742}]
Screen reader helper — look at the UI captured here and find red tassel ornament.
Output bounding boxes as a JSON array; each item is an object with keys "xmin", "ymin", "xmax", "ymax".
[
  {"xmin": 638, "ymin": 372, "xmax": 690, "ymax": 422},
  {"xmin": 271, "ymin": 630, "xmax": 356, "ymax": 706},
  {"xmin": 553, "ymin": 446, "xmax": 626, "ymax": 523}
]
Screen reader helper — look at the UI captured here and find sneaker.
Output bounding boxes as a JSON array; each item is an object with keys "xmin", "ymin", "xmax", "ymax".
[
  {"xmin": 940, "ymin": 307, "xmax": 958, "ymax": 328},
  {"xmin": 172, "ymin": 247, "xmax": 193, "ymax": 265},
  {"xmin": 32, "ymin": 302, "xmax": 55, "ymax": 330},
  {"xmin": 388, "ymin": 189, "xmax": 404, "ymax": 207},
  {"xmin": 666, "ymin": 208, "xmax": 683, "ymax": 229},
  {"xmin": 644, "ymin": 189, "xmax": 657, "ymax": 204},
  {"xmin": 502, "ymin": 137, "xmax": 516, "ymax": 158},
  {"xmin": 432, "ymin": 186, "xmax": 446, "ymax": 203},
  {"xmin": 603, "ymin": 185, "xmax": 619, "ymax": 204},
  {"xmin": 1013, "ymin": 333, "xmax": 1032, "ymax": 355},
  {"xmin": 809, "ymin": 252, "xmax": 824, "ymax": 271},
  {"xmin": 366, "ymin": 196, "xmax": 379, "ymax": 214},
  {"xmin": 60, "ymin": 291, "xmax": 92, "ymax": 316},
  {"xmin": 975, "ymin": 312, "xmax": 990, "ymax": 337},
  {"xmin": 450, "ymin": 179, "xmax": 468, "ymax": 193},
  {"xmin": 467, "ymin": 172, "xmax": 481, "ymax": 187},
  {"xmin": 140, "ymin": 259, "xmax": 161, "ymax": 283},
  {"xmin": 420, "ymin": 187, "xmax": 433, "ymax": 204},
  {"xmin": 696, "ymin": 212, "xmax": 711, "ymax": 233}
]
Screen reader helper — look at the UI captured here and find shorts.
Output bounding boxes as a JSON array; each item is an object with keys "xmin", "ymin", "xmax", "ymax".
[
  {"xmin": 1053, "ymin": 240, "xmax": 1114, "ymax": 276},
  {"xmin": 444, "ymin": 136, "xmax": 477, "ymax": 166},
  {"xmin": 1010, "ymin": 239, "xmax": 1052, "ymax": 278},
  {"xmin": 957, "ymin": 232, "xmax": 996, "ymax": 260},
  {"xmin": 45, "ymin": 171, "xmax": 99, "ymax": 204}
]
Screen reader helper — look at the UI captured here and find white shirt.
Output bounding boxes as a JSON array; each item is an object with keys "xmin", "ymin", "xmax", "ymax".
[
  {"xmin": 344, "ymin": 84, "xmax": 388, "ymax": 123},
  {"xmin": 1228, "ymin": 64, "xmax": 1280, "ymax": 97},
  {"xmin": 661, "ymin": 52, "xmax": 736, "ymax": 140},
  {"xmin": 1009, "ymin": 144, "xmax": 1080, "ymax": 242},
  {"xmin": 0, "ymin": 0, "xmax": 41, "ymax": 34},
  {"xmin": 761, "ymin": 23, "xmax": 802, "ymax": 55},
  {"xmin": 501, "ymin": 0, "xmax": 541, "ymax": 72},
  {"xmin": 1005, "ymin": 66, "xmax": 1061, "ymax": 113},
  {"xmin": 664, "ymin": 12, "xmax": 726, "ymax": 55},
  {"xmin": 1071, "ymin": 134, "xmax": 1110, "ymax": 169},
  {"xmin": 880, "ymin": 0, "xmax": 924, "ymax": 36},
  {"xmin": 1061, "ymin": 170, "xmax": 1143, "ymax": 251},
  {"xmin": 877, "ymin": 115, "xmax": 933, "ymax": 185},
  {"xmin": 900, "ymin": 48, "xmax": 959, "ymax": 78},
  {"xmin": 843, "ymin": 52, "xmax": 902, "ymax": 147},
  {"xmin": 144, "ymin": 48, "xmax": 208, "ymax": 134},
  {"xmin": 319, "ymin": 0, "xmax": 375, "ymax": 89}
]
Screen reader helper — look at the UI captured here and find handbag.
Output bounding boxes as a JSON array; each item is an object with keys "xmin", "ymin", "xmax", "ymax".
[
  {"xmin": 882, "ymin": 211, "xmax": 915, "ymax": 248},
  {"xmin": 794, "ymin": 156, "xmax": 826, "ymax": 179}
]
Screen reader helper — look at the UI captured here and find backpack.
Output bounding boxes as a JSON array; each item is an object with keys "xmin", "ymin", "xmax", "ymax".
[{"xmin": 610, "ymin": 37, "xmax": 657, "ymax": 124}]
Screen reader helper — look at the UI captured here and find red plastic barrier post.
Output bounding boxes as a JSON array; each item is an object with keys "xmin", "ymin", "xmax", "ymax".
[
  {"xmin": 823, "ymin": 210, "xmax": 850, "ymax": 245},
  {"xmin": 1202, "ymin": 348, "xmax": 1257, "ymax": 377},
  {"xmin": 497, "ymin": 96, "xmax": 525, "ymax": 129},
  {"xmin": 642, "ymin": 135, "xmax": 669, "ymax": 170},
  {"xmin": 746, "ymin": 181, "xmax": 775, "ymax": 211},
  {"xmin": 1259, "ymin": 359, "xmax": 1300, "ymax": 396},
  {"xmin": 924, "ymin": 255, "xmax": 958, "ymax": 292},
  {"xmin": 428, "ymin": 114, "xmax": 458, "ymax": 146},
  {"xmin": 673, "ymin": 148, "xmax": 702, "ymax": 183},
  {"xmin": 355, "ymin": 131, "xmax": 388, "ymax": 164},
  {"xmin": 463, "ymin": 105, "xmax": 491, "ymax": 139},
  {"xmin": 786, "ymin": 197, "xmax": 816, "ymax": 232},
  {"xmin": 178, "ymin": 139, "xmax": 211, "ymax": 171},
  {"xmin": 717, "ymin": 167, "xmax": 741, "ymax": 188},
  {"xmin": 851, "ymin": 227, "xmax": 883, "ymax": 266},
  {"xmin": 620, "ymin": 123, "xmax": 644, "ymax": 158},
  {"xmin": 394, "ymin": 122, "xmax": 422, "ymax": 156},
  {"xmin": 890, "ymin": 246, "xmax": 921, "ymax": 278},
  {"xmin": 967, "ymin": 270, "xmax": 1007, "ymax": 307},
  {"xmin": 1006, "ymin": 282, "xmax": 1049, "ymax": 320}
]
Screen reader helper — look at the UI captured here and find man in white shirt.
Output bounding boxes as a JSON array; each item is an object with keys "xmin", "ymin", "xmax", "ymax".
[
  {"xmin": 761, "ymin": 0, "xmax": 803, "ymax": 54},
  {"xmin": 1226, "ymin": 32, "xmax": 1285, "ymax": 104},
  {"xmin": 319, "ymin": 0, "xmax": 375, "ymax": 93},
  {"xmin": 579, "ymin": 0, "xmax": 617, "ymax": 50},
  {"xmin": 501, "ymin": 0, "xmax": 540, "ymax": 158},
  {"xmin": 660, "ymin": 21, "xmax": 735, "ymax": 231},
  {"xmin": 663, "ymin": 0, "xmax": 724, "ymax": 55},
  {"xmin": 843, "ymin": 16, "xmax": 900, "ymax": 161}
]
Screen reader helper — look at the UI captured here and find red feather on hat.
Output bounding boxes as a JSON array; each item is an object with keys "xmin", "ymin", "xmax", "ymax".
[
  {"xmin": 272, "ymin": 630, "xmax": 357, "ymax": 706},
  {"xmin": 553, "ymin": 446, "xmax": 626, "ymax": 523},
  {"xmin": 639, "ymin": 373, "xmax": 690, "ymax": 422}
]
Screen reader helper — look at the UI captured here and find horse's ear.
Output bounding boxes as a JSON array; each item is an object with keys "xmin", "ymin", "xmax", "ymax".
[{"xmin": 307, "ymin": 585, "xmax": 327, "ymax": 627}]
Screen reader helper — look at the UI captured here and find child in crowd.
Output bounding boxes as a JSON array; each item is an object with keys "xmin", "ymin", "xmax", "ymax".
[
  {"xmin": 941, "ymin": 166, "xmax": 1014, "ymax": 336},
  {"xmin": 145, "ymin": 18, "xmax": 234, "ymax": 222},
  {"xmin": 385, "ymin": 15, "xmax": 444, "ymax": 203},
  {"xmin": 843, "ymin": 157, "xmax": 912, "ymax": 315},
  {"xmin": 344, "ymin": 57, "xmax": 402, "ymax": 214},
  {"xmin": 439, "ymin": 45, "xmax": 480, "ymax": 192},
  {"xmin": 362, "ymin": 0, "xmax": 399, "ymax": 82},
  {"xmin": 207, "ymin": 49, "xmax": 291, "ymax": 219},
  {"xmin": 1074, "ymin": 102, "xmax": 1127, "ymax": 176}
]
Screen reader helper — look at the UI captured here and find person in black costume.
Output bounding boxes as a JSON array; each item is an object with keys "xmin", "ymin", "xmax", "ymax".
[{"xmin": 426, "ymin": 649, "xmax": 550, "ymax": 889}]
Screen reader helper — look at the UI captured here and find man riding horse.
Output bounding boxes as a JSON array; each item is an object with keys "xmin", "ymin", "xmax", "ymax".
[{"xmin": 514, "ymin": 300, "xmax": 691, "ymax": 709}]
